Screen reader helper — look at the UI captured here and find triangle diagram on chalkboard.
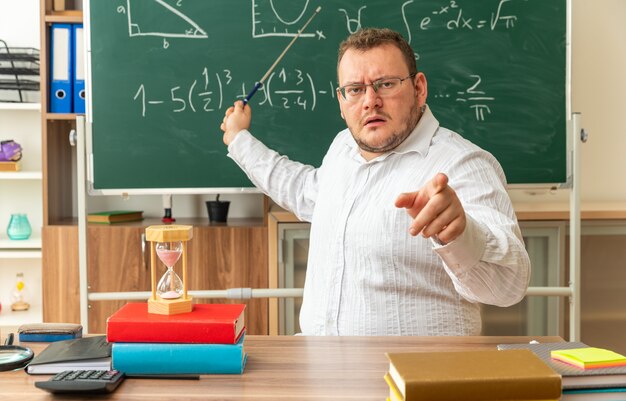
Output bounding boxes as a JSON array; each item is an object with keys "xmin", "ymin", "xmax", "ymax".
[{"xmin": 127, "ymin": 0, "xmax": 208, "ymax": 39}]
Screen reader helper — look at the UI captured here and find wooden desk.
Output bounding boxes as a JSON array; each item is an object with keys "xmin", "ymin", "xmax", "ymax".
[{"xmin": 2, "ymin": 335, "xmax": 563, "ymax": 401}]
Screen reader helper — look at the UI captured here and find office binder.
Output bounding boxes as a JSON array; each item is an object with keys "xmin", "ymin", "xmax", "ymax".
[
  {"xmin": 49, "ymin": 23, "xmax": 73, "ymax": 113},
  {"xmin": 72, "ymin": 24, "xmax": 85, "ymax": 113}
]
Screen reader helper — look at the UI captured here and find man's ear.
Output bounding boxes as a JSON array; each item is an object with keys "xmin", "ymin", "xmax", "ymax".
[{"xmin": 340, "ymin": 112, "xmax": 345, "ymax": 119}]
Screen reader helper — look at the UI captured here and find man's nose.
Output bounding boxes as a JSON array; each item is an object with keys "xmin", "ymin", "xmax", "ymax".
[{"xmin": 362, "ymin": 86, "xmax": 382, "ymax": 109}]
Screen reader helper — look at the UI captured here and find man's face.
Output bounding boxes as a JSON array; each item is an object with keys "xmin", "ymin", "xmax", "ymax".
[{"xmin": 337, "ymin": 44, "xmax": 427, "ymax": 161}]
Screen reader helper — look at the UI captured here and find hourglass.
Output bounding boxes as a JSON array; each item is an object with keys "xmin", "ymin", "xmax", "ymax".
[
  {"xmin": 145, "ymin": 225, "xmax": 193, "ymax": 315},
  {"xmin": 156, "ymin": 241, "xmax": 183, "ymax": 299}
]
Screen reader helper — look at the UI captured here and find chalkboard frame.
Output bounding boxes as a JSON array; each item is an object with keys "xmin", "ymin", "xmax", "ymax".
[{"xmin": 84, "ymin": 0, "xmax": 572, "ymax": 195}]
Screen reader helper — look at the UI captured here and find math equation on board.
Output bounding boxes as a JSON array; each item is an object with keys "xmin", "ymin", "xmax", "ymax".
[
  {"xmin": 132, "ymin": 67, "xmax": 335, "ymax": 117},
  {"xmin": 119, "ymin": 0, "xmax": 528, "ymax": 122},
  {"xmin": 131, "ymin": 68, "xmax": 495, "ymax": 122}
]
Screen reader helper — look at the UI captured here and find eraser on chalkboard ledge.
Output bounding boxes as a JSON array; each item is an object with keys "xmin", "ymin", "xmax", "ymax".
[{"xmin": 18, "ymin": 323, "xmax": 83, "ymax": 342}]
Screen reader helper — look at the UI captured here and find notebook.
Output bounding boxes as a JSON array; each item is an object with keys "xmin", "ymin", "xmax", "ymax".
[
  {"xmin": 497, "ymin": 342, "xmax": 626, "ymax": 390},
  {"xmin": 26, "ymin": 335, "xmax": 111, "ymax": 374}
]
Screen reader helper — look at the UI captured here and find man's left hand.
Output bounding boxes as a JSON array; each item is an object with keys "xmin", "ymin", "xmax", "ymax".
[{"xmin": 394, "ymin": 173, "xmax": 466, "ymax": 245}]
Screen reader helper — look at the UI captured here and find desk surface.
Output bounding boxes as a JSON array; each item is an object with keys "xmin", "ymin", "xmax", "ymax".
[{"xmin": 2, "ymin": 335, "xmax": 563, "ymax": 401}]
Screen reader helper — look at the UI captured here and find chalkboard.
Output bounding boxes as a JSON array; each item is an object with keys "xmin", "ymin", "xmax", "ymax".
[{"xmin": 86, "ymin": 0, "xmax": 567, "ymax": 191}]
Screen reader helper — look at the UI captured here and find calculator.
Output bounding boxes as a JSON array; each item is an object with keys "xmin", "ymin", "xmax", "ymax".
[{"xmin": 35, "ymin": 369, "xmax": 125, "ymax": 394}]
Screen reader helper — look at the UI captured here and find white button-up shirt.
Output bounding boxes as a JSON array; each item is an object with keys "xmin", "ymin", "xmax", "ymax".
[{"xmin": 228, "ymin": 107, "xmax": 530, "ymax": 336}]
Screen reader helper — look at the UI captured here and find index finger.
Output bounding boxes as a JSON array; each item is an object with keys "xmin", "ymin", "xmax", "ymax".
[{"xmin": 423, "ymin": 173, "xmax": 448, "ymax": 198}]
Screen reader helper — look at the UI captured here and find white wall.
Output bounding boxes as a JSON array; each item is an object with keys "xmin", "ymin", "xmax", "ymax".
[
  {"xmin": 0, "ymin": 0, "xmax": 39, "ymax": 47},
  {"xmin": 574, "ymin": 0, "xmax": 626, "ymax": 202}
]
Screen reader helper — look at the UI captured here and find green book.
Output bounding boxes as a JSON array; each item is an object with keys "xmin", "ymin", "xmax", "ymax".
[{"xmin": 87, "ymin": 210, "xmax": 143, "ymax": 224}]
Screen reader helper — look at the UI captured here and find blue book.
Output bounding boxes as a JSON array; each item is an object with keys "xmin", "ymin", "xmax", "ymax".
[
  {"xmin": 18, "ymin": 323, "xmax": 83, "ymax": 343},
  {"xmin": 49, "ymin": 23, "xmax": 73, "ymax": 113},
  {"xmin": 112, "ymin": 333, "xmax": 246, "ymax": 375},
  {"xmin": 71, "ymin": 23, "xmax": 85, "ymax": 114},
  {"xmin": 19, "ymin": 333, "xmax": 79, "ymax": 342}
]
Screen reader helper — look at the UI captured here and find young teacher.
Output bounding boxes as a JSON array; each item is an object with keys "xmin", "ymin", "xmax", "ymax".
[{"xmin": 219, "ymin": 28, "xmax": 530, "ymax": 336}]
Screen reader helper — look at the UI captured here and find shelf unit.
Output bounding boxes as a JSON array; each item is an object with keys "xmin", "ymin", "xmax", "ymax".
[
  {"xmin": 0, "ymin": 108, "xmax": 43, "ymax": 329},
  {"xmin": 0, "ymin": 171, "xmax": 42, "ymax": 180},
  {"xmin": 0, "ymin": 103, "xmax": 43, "ymax": 329},
  {"xmin": 0, "ymin": 102, "xmax": 41, "ymax": 110},
  {"xmin": 0, "ymin": 307, "xmax": 43, "ymax": 330},
  {"xmin": 37, "ymin": 0, "xmax": 81, "ymax": 330},
  {"xmin": 0, "ymin": 0, "xmax": 44, "ymax": 330}
]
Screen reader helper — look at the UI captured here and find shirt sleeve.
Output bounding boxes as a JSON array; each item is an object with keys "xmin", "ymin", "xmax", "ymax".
[
  {"xmin": 227, "ymin": 130, "xmax": 319, "ymax": 222},
  {"xmin": 432, "ymin": 150, "xmax": 531, "ymax": 307}
]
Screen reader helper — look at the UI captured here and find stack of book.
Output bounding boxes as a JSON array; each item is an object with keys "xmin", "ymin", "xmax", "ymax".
[
  {"xmin": 106, "ymin": 303, "xmax": 247, "ymax": 375},
  {"xmin": 498, "ymin": 341, "xmax": 626, "ymax": 400},
  {"xmin": 384, "ymin": 349, "xmax": 561, "ymax": 401}
]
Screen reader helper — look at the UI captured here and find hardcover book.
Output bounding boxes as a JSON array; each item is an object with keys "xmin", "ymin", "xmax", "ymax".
[
  {"xmin": 384, "ymin": 372, "xmax": 403, "ymax": 401},
  {"xmin": 0, "ymin": 160, "xmax": 21, "ymax": 172},
  {"xmin": 112, "ymin": 332, "xmax": 247, "ymax": 375},
  {"xmin": 498, "ymin": 342, "xmax": 626, "ymax": 390},
  {"xmin": 87, "ymin": 210, "xmax": 143, "ymax": 224},
  {"xmin": 107, "ymin": 302, "xmax": 245, "ymax": 344},
  {"xmin": 18, "ymin": 323, "xmax": 82, "ymax": 342},
  {"xmin": 385, "ymin": 349, "xmax": 561, "ymax": 401},
  {"xmin": 26, "ymin": 335, "xmax": 111, "ymax": 374}
]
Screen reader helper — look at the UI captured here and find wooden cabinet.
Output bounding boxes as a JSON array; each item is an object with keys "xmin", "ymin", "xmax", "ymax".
[
  {"xmin": 42, "ymin": 222, "xmax": 269, "ymax": 334},
  {"xmin": 86, "ymin": 225, "xmax": 150, "ymax": 334},
  {"xmin": 42, "ymin": 225, "xmax": 79, "ymax": 324},
  {"xmin": 188, "ymin": 226, "xmax": 268, "ymax": 335}
]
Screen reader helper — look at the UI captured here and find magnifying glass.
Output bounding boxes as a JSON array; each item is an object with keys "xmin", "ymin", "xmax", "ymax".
[{"xmin": 0, "ymin": 333, "xmax": 34, "ymax": 372}]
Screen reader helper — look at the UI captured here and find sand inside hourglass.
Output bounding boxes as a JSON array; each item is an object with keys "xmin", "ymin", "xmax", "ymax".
[
  {"xmin": 156, "ymin": 248, "xmax": 182, "ymax": 299},
  {"xmin": 157, "ymin": 248, "xmax": 181, "ymax": 267}
]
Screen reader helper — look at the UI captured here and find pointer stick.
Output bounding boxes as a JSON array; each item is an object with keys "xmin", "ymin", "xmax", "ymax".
[{"xmin": 242, "ymin": 6, "xmax": 322, "ymax": 105}]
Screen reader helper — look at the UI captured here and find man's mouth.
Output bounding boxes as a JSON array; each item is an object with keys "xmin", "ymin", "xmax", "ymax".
[{"xmin": 363, "ymin": 115, "xmax": 387, "ymax": 128}]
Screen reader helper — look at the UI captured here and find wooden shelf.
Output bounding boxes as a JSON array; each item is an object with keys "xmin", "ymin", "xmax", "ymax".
[
  {"xmin": 0, "ymin": 103, "xmax": 41, "ymax": 111},
  {"xmin": 0, "ymin": 305, "xmax": 43, "ymax": 328},
  {"xmin": 0, "ymin": 171, "xmax": 42, "ymax": 180},
  {"xmin": 0, "ymin": 238, "xmax": 42, "ymax": 250},
  {"xmin": 45, "ymin": 112, "xmax": 79, "ymax": 120},
  {"xmin": 44, "ymin": 10, "xmax": 82, "ymax": 23},
  {"xmin": 0, "ymin": 250, "xmax": 42, "ymax": 259}
]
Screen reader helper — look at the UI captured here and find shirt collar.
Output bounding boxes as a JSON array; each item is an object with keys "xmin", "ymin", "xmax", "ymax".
[{"xmin": 343, "ymin": 105, "xmax": 440, "ymax": 163}]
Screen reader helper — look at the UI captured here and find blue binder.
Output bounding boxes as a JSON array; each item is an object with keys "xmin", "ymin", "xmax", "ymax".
[
  {"xmin": 50, "ymin": 23, "xmax": 73, "ymax": 113},
  {"xmin": 72, "ymin": 24, "xmax": 85, "ymax": 114}
]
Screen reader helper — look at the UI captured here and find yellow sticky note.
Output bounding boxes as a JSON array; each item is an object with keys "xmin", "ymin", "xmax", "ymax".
[{"xmin": 551, "ymin": 347, "xmax": 626, "ymax": 369}]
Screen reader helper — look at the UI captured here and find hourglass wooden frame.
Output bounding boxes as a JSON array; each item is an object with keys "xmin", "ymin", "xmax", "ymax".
[{"xmin": 145, "ymin": 225, "xmax": 193, "ymax": 315}]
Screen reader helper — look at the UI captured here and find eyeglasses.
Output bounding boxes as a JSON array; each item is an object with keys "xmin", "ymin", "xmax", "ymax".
[{"xmin": 337, "ymin": 74, "xmax": 416, "ymax": 103}]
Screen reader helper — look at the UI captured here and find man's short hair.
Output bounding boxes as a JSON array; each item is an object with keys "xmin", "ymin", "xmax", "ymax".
[{"xmin": 337, "ymin": 28, "xmax": 417, "ymax": 76}]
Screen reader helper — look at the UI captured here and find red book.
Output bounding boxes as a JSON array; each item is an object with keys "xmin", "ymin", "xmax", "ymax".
[{"xmin": 106, "ymin": 303, "xmax": 245, "ymax": 344}]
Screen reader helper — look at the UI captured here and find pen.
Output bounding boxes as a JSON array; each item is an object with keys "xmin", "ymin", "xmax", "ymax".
[
  {"xmin": 4, "ymin": 332, "xmax": 14, "ymax": 346},
  {"xmin": 242, "ymin": 6, "xmax": 322, "ymax": 105},
  {"xmin": 126, "ymin": 374, "xmax": 200, "ymax": 380}
]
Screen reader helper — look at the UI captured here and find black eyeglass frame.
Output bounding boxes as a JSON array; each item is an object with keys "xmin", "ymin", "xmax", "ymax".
[{"xmin": 336, "ymin": 73, "xmax": 417, "ymax": 101}]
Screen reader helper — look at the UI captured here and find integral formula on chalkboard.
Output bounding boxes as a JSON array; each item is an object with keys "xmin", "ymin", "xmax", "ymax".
[{"xmin": 117, "ymin": 0, "xmax": 525, "ymax": 122}]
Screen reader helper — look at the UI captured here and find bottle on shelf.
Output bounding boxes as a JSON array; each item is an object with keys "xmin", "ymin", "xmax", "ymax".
[
  {"xmin": 11, "ymin": 272, "xmax": 30, "ymax": 311},
  {"xmin": 6, "ymin": 213, "xmax": 32, "ymax": 240}
]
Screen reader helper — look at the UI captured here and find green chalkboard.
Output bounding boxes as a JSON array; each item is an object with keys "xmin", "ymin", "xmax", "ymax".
[{"xmin": 87, "ymin": 0, "xmax": 567, "ymax": 190}]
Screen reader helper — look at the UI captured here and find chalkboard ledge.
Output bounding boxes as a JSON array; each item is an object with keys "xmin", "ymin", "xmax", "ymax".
[{"xmin": 50, "ymin": 217, "xmax": 265, "ymax": 227}]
